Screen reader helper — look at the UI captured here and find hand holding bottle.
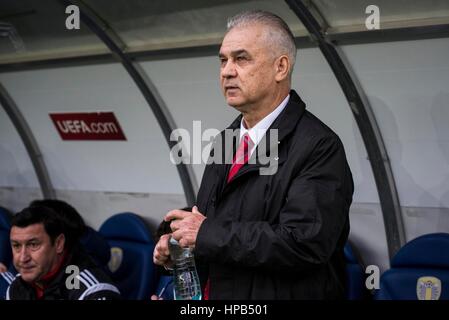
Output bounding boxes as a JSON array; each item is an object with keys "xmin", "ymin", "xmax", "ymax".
[{"xmin": 165, "ymin": 206, "xmax": 206, "ymax": 248}]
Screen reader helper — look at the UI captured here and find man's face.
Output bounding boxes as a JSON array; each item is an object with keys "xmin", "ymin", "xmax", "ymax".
[
  {"xmin": 10, "ymin": 223, "xmax": 64, "ymax": 283},
  {"xmin": 219, "ymin": 23, "xmax": 278, "ymax": 111}
]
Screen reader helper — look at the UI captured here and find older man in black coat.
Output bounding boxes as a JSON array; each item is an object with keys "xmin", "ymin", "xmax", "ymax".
[{"xmin": 153, "ymin": 10, "xmax": 353, "ymax": 300}]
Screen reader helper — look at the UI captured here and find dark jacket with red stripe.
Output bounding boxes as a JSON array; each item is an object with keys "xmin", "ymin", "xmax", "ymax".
[{"xmin": 195, "ymin": 90, "xmax": 354, "ymax": 299}]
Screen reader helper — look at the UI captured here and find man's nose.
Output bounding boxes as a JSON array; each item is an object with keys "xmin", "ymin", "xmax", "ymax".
[
  {"xmin": 18, "ymin": 247, "xmax": 31, "ymax": 263},
  {"xmin": 221, "ymin": 60, "xmax": 237, "ymax": 78}
]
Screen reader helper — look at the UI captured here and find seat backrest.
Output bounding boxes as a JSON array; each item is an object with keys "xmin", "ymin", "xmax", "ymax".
[
  {"xmin": 99, "ymin": 212, "xmax": 157, "ymax": 300},
  {"xmin": 344, "ymin": 241, "xmax": 370, "ymax": 300},
  {"xmin": 80, "ymin": 226, "xmax": 111, "ymax": 270},
  {"xmin": 0, "ymin": 208, "xmax": 12, "ymax": 268},
  {"xmin": 375, "ymin": 233, "xmax": 449, "ymax": 300}
]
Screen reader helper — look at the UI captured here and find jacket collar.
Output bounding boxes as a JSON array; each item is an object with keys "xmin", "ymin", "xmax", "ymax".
[
  {"xmin": 225, "ymin": 90, "xmax": 305, "ymax": 142},
  {"xmin": 268, "ymin": 90, "xmax": 305, "ymax": 142},
  {"xmin": 217, "ymin": 90, "xmax": 306, "ymax": 189}
]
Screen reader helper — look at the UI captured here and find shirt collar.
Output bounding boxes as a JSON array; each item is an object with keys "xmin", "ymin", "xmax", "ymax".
[{"xmin": 240, "ymin": 94, "xmax": 290, "ymax": 153}]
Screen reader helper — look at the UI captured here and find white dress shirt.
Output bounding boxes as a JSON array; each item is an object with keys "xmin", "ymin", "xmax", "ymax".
[{"xmin": 240, "ymin": 94, "xmax": 290, "ymax": 157}]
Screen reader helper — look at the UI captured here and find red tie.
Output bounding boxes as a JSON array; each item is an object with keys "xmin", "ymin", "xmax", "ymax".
[
  {"xmin": 227, "ymin": 133, "xmax": 253, "ymax": 183},
  {"xmin": 204, "ymin": 133, "xmax": 253, "ymax": 300}
]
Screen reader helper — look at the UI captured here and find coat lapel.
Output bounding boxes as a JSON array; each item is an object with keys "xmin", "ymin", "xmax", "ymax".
[{"xmin": 219, "ymin": 90, "xmax": 307, "ymax": 194}]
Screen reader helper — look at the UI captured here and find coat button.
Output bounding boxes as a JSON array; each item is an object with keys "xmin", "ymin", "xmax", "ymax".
[{"xmin": 274, "ymin": 156, "xmax": 279, "ymax": 161}]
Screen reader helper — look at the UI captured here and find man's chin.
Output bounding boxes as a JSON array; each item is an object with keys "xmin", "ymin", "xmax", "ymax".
[
  {"xmin": 21, "ymin": 275, "xmax": 38, "ymax": 283},
  {"xmin": 226, "ymin": 98, "xmax": 243, "ymax": 109},
  {"xmin": 19, "ymin": 269, "xmax": 38, "ymax": 283},
  {"xmin": 227, "ymin": 103, "xmax": 245, "ymax": 113}
]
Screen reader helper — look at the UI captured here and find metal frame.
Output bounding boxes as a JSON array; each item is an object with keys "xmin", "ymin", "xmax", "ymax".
[
  {"xmin": 0, "ymin": 82, "xmax": 55, "ymax": 199},
  {"xmin": 1, "ymin": 24, "xmax": 448, "ymax": 73},
  {"xmin": 328, "ymin": 23, "xmax": 449, "ymax": 45},
  {"xmin": 286, "ymin": 0, "xmax": 406, "ymax": 258},
  {"xmin": 61, "ymin": 0, "xmax": 197, "ymax": 206},
  {"xmin": 0, "ymin": 53, "xmax": 115, "ymax": 73}
]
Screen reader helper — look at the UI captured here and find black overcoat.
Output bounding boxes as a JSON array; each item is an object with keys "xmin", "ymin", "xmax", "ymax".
[{"xmin": 195, "ymin": 90, "xmax": 354, "ymax": 299}]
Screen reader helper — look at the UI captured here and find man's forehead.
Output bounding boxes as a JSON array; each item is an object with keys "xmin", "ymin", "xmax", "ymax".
[
  {"xmin": 220, "ymin": 24, "xmax": 267, "ymax": 53},
  {"xmin": 11, "ymin": 224, "xmax": 46, "ymax": 241}
]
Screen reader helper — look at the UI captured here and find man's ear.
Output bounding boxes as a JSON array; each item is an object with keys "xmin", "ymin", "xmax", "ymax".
[
  {"xmin": 274, "ymin": 55, "xmax": 290, "ymax": 82},
  {"xmin": 55, "ymin": 233, "xmax": 66, "ymax": 254}
]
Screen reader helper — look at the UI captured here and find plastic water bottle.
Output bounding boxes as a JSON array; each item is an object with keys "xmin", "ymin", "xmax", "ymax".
[{"xmin": 168, "ymin": 236, "xmax": 202, "ymax": 300}]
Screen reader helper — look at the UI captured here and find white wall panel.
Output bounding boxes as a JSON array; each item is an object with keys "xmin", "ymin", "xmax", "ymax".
[
  {"xmin": 0, "ymin": 64, "xmax": 184, "ymax": 195},
  {"xmin": 341, "ymin": 38, "xmax": 449, "ymax": 209},
  {"xmin": 0, "ymin": 105, "xmax": 40, "ymax": 188}
]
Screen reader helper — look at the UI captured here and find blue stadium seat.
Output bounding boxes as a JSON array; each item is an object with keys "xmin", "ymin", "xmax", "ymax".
[
  {"xmin": 0, "ymin": 207, "xmax": 12, "ymax": 268},
  {"xmin": 345, "ymin": 241, "xmax": 370, "ymax": 300},
  {"xmin": 99, "ymin": 212, "xmax": 157, "ymax": 300},
  {"xmin": 80, "ymin": 226, "xmax": 111, "ymax": 270},
  {"xmin": 375, "ymin": 233, "xmax": 449, "ymax": 300}
]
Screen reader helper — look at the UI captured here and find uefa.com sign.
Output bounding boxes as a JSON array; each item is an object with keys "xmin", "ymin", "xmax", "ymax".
[{"xmin": 49, "ymin": 112, "xmax": 127, "ymax": 140}]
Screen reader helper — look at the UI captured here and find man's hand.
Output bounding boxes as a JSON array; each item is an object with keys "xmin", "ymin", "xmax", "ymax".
[
  {"xmin": 153, "ymin": 234, "xmax": 172, "ymax": 267},
  {"xmin": 165, "ymin": 206, "xmax": 206, "ymax": 248}
]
